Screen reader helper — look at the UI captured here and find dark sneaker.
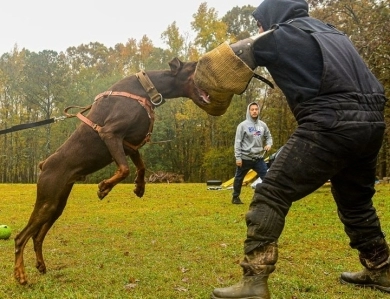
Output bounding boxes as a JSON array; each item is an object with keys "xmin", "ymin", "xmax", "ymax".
[{"xmin": 232, "ymin": 197, "xmax": 244, "ymax": 204}]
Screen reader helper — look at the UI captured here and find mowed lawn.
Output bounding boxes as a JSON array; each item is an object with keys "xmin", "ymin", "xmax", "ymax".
[{"xmin": 0, "ymin": 183, "xmax": 390, "ymax": 299}]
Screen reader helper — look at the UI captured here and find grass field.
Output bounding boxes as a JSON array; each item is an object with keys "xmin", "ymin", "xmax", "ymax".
[{"xmin": 0, "ymin": 183, "xmax": 390, "ymax": 298}]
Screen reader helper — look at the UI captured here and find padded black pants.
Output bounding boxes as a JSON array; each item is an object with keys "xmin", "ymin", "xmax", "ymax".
[{"xmin": 244, "ymin": 112, "xmax": 385, "ymax": 254}]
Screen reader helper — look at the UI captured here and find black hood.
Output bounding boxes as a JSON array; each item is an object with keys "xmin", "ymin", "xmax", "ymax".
[{"xmin": 252, "ymin": 0, "xmax": 309, "ymax": 31}]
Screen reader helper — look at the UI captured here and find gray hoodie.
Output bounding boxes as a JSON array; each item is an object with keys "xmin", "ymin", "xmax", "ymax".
[{"xmin": 234, "ymin": 102, "xmax": 273, "ymax": 162}]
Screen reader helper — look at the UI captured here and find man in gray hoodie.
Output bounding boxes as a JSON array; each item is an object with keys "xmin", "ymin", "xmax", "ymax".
[{"xmin": 232, "ymin": 102, "xmax": 272, "ymax": 204}]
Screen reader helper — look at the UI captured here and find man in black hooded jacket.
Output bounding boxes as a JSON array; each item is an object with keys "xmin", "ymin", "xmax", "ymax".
[{"xmin": 211, "ymin": 0, "xmax": 389, "ymax": 298}]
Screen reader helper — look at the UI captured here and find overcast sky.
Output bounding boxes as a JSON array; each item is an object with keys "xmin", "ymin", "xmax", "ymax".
[{"xmin": 2, "ymin": 1, "xmax": 261, "ymax": 55}]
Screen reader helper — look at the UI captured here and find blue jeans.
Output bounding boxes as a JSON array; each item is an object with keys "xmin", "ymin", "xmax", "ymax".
[{"xmin": 232, "ymin": 158, "xmax": 268, "ymax": 198}]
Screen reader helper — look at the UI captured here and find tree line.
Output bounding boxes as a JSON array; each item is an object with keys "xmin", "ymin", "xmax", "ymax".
[{"xmin": 0, "ymin": 0, "xmax": 389, "ymax": 184}]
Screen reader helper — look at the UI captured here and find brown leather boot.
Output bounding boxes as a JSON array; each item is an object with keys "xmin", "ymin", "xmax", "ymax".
[
  {"xmin": 340, "ymin": 238, "xmax": 390, "ymax": 293},
  {"xmin": 211, "ymin": 243, "xmax": 277, "ymax": 299}
]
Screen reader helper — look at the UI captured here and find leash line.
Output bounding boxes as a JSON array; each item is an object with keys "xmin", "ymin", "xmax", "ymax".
[{"xmin": 0, "ymin": 115, "xmax": 68, "ymax": 135}]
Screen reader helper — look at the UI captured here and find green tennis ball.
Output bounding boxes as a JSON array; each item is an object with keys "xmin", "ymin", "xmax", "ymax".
[{"xmin": 0, "ymin": 225, "xmax": 11, "ymax": 240}]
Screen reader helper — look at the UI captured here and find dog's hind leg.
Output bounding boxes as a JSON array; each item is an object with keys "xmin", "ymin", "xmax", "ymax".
[
  {"xmin": 14, "ymin": 208, "xmax": 55, "ymax": 284},
  {"xmin": 14, "ymin": 223, "xmax": 38, "ymax": 284},
  {"xmin": 33, "ymin": 183, "xmax": 74, "ymax": 274},
  {"xmin": 14, "ymin": 173, "xmax": 73, "ymax": 285}
]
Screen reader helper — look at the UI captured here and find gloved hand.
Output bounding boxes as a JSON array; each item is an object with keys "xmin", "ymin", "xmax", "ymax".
[
  {"xmin": 229, "ymin": 29, "xmax": 276, "ymax": 71},
  {"xmin": 229, "ymin": 38, "xmax": 257, "ymax": 70}
]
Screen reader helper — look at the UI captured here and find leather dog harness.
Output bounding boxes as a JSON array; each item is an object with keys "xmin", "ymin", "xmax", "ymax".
[{"xmin": 64, "ymin": 71, "xmax": 163, "ymax": 151}]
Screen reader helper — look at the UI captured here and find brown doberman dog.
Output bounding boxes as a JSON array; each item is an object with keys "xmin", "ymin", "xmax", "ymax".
[{"xmin": 14, "ymin": 58, "xmax": 213, "ymax": 285}]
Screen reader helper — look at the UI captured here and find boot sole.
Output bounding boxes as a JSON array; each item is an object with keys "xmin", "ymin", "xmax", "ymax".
[{"xmin": 340, "ymin": 277, "xmax": 390, "ymax": 293}]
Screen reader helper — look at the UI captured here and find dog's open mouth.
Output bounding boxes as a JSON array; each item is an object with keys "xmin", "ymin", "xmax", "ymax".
[
  {"xmin": 193, "ymin": 79, "xmax": 233, "ymax": 116},
  {"xmin": 200, "ymin": 91, "xmax": 210, "ymax": 104},
  {"xmin": 195, "ymin": 84, "xmax": 210, "ymax": 105}
]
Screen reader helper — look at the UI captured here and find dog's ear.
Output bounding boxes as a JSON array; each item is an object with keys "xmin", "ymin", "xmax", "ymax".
[{"xmin": 168, "ymin": 57, "xmax": 182, "ymax": 75}]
